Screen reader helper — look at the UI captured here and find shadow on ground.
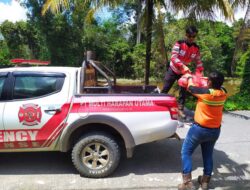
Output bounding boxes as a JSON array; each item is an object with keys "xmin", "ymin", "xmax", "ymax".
[
  {"xmin": 0, "ymin": 138, "xmax": 249, "ymax": 189},
  {"xmin": 0, "ymin": 152, "xmax": 76, "ymax": 175}
]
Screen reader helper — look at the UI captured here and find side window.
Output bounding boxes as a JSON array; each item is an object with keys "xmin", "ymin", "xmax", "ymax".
[
  {"xmin": 0, "ymin": 77, "xmax": 6, "ymax": 100},
  {"xmin": 13, "ymin": 76, "xmax": 64, "ymax": 99}
]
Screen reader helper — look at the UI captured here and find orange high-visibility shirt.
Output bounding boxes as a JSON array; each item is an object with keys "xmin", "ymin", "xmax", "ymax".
[{"xmin": 188, "ymin": 86, "xmax": 227, "ymax": 128}]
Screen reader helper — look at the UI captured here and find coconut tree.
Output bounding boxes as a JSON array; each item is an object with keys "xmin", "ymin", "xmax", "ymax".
[
  {"xmin": 231, "ymin": 0, "xmax": 250, "ymax": 76},
  {"xmin": 230, "ymin": 0, "xmax": 250, "ymax": 97}
]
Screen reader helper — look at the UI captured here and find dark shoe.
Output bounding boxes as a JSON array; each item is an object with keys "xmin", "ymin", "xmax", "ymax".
[
  {"xmin": 198, "ymin": 175, "xmax": 211, "ymax": 190},
  {"xmin": 178, "ymin": 173, "xmax": 195, "ymax": 190}
]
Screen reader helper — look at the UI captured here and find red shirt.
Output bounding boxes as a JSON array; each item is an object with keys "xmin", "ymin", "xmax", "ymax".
[{"xmin": 170, "ymin": 40, "xmax": 203, "ymax": 74}]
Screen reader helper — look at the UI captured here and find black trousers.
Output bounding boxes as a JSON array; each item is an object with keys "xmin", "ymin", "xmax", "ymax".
[{"xmin": 161, "ymin": 67, "xmax": 187, "ymax": 107}]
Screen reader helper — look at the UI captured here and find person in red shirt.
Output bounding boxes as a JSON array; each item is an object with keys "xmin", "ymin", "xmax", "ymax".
[{"xmin": 162, "ymin": 26, "xmax": 204, "ymax": 119}]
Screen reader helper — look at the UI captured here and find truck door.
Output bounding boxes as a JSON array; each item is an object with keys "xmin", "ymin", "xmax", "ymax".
[
  {"xmin": 0, "ymin": 72, "xmax": 9, "ymax": 135},
  {"xmin": 2, "ymin": 71, "xmax": 70, "ymax": 150}
]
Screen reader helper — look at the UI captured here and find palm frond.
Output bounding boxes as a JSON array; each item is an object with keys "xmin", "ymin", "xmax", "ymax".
[
  {"xmin": 168, "ymin": 0, "xmax": 235, "ymax": 21},
  {"xmin": 217, "ymin": 0, "xmax": 235, "ymax": 21},
  {"xmin": 42, "ymin": 0, "xmax": 70, "ymax": 15},
  {"xmin": 42, "ymin": 0, "xmax": 123, "ymax": 15},
  {"xmin": 85, "ymin": 9, "xmax": 95, "ymax": 23},
  {"xmin": 232, "ymin": 0, "xmax": 248, "ymax": 8}
]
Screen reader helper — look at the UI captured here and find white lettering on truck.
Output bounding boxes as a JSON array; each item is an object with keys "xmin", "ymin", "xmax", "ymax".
[{"xmin": 0, "ymin": 130, "xmax": 38, "ymax": 142}]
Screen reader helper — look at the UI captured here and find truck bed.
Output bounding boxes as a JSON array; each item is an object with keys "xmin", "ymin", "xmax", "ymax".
[
  {"xmin": 113, "ymin": 85, "xmax": 157, "ymax": 93},
  {"xmin": 82, "ymin": 84, "xmax": 158, "ymax": 94}
]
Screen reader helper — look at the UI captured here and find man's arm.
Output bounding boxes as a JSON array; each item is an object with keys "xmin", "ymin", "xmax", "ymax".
[
  {"xmin": 188, "ymin": 86, "xmax": 210, "ymax": 94},
  {"xmin": 187, "ymin": 77, "xmax": 209, "ymax": 96}
]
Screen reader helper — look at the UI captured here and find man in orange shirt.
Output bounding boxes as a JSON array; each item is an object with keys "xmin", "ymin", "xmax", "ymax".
[{"xmin": 178, "ymin": 71, "xmax": 227, "ymax": 190}]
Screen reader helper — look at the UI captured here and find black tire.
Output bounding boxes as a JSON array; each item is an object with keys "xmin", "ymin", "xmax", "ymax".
[{"xmin": 71, "ymin": 132, "xmax": 121, "ymax": 178}]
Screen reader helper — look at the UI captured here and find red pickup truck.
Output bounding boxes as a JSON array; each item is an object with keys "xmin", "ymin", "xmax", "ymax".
[{"xmin": 0, "ymin": 59, "xmax": 179, "ymax": 178}]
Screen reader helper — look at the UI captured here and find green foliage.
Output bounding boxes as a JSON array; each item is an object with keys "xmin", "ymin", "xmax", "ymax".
[
  {"xmin": 151, "ymin": 48, "xmax": 165, "ymax": 81},
  {"xmin": 240, "ymin": 47, "xmax": 250, "ymax": 94},
  {"xmin": 23, "ymin": 0, "xmax": 89, "ymax": 66},
  {"xmin": 130, "ymin": 44, "xmax": 146, "ymax": 79},
  {"xmin": 24, "ymin": 0, "xmax": 134, "ymax": 70},
  {"xmin": 0, "ymin": 40, "xmax": 10, "ymax": 66},
  {"xmin": 130, "ymin": 43, "xmax": 158, "ymax": 80},
  {"xmin": 195, "ymin": 21, "xmax": 234, "ymax": 75},
  {"xmin": 0, "ymin": 21, "xmax": 30, "ymax": 59},
  {"xmin": 0, "ymin": 19, "xmax": 49, "ymax": 63},
  {"xmin": 81, "ymin": 19, "xmax": 133, "ymax": 77},
  {"xmin": 225, "ymin": 92, "xmax": 250, "ymax": 110},
  {"xmin": 185, "ymin": 95, "xmax": 197, "ymax": 110},
  {"xmin": 235, "ymin": 49, "xmax": 250, "ymax": 77},
  {"xmin": 108, "ymin": 38, "xmax": 132, "ymax": 77}
]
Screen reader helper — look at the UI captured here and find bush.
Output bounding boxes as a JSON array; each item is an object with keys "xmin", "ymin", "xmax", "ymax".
[{"xmin": 225, "ymin": 92, "xmax": 250, "ymax": 110}]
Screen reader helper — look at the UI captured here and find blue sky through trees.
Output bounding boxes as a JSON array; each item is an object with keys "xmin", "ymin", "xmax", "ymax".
[
  {"xmin": 0, "ymin": 0, "xmax": 11, "ymax": 3},
  {"xmin": 0, "ymin": 0, "xmax": 247, "ymax": 24},
  {"xmin": 0, "ymin": 0, "xmax": 27, "ymax": 23}
]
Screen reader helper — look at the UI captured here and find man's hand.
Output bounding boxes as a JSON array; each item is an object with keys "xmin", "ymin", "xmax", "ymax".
[
  {"xmin": 187, "ymin": 76, "xmax": 195, "ymax": 88},
  {"xmin": 177, "ymin": 73, "xmax": 192, "ymax": 88},
  {"xmin": 180, "ymin": 65, "xmax": 191, "ymax": 74}
]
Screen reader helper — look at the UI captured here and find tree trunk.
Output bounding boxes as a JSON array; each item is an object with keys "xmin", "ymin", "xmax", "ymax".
[
  {"xmin": 240, "ymin": 3, "xmax": 250, "ymax": 94},
  {"xmin": 156, "ymin": 7, "xmax": 168, "ymax": 66},
  {"xmin": 144, "ymin": 0, "xmax": 153, "ymax": 85},
  {"xmin": 231, "ymin": 2, "xmax": 250, "ymax": 77},
  {"xmin": 136, "ymin": 0, "xmax": 142, "ymax": 44}
]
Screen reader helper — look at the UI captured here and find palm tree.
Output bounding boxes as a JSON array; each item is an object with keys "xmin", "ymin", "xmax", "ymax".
[
  {"xmin": 231, "ymin": 0, "xmax": 250, "ymax": 76},
  {"xmin": 230, "ymin": 0, "xmax": 250, "ymax": 95}
]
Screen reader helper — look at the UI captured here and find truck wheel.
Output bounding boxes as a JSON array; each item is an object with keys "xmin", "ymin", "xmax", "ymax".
[{"xmin": 72, "ymin": 132, "xmax": 121, "ymax": 178}]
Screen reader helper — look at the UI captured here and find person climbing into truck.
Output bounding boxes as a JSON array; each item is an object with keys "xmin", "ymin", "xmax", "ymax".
[
  {"xmin": 161, "ymin": 25, "xmax": 204, "ymax": 120},
  {"xmin": 177, "ymin": 70, "xmax": 227, "ymax": 190}
]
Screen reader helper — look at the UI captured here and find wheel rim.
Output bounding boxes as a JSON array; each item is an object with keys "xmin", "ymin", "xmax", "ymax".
[{"xmin": 81, "ymin": 142, "xmax": 110, "ymax": 169}]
